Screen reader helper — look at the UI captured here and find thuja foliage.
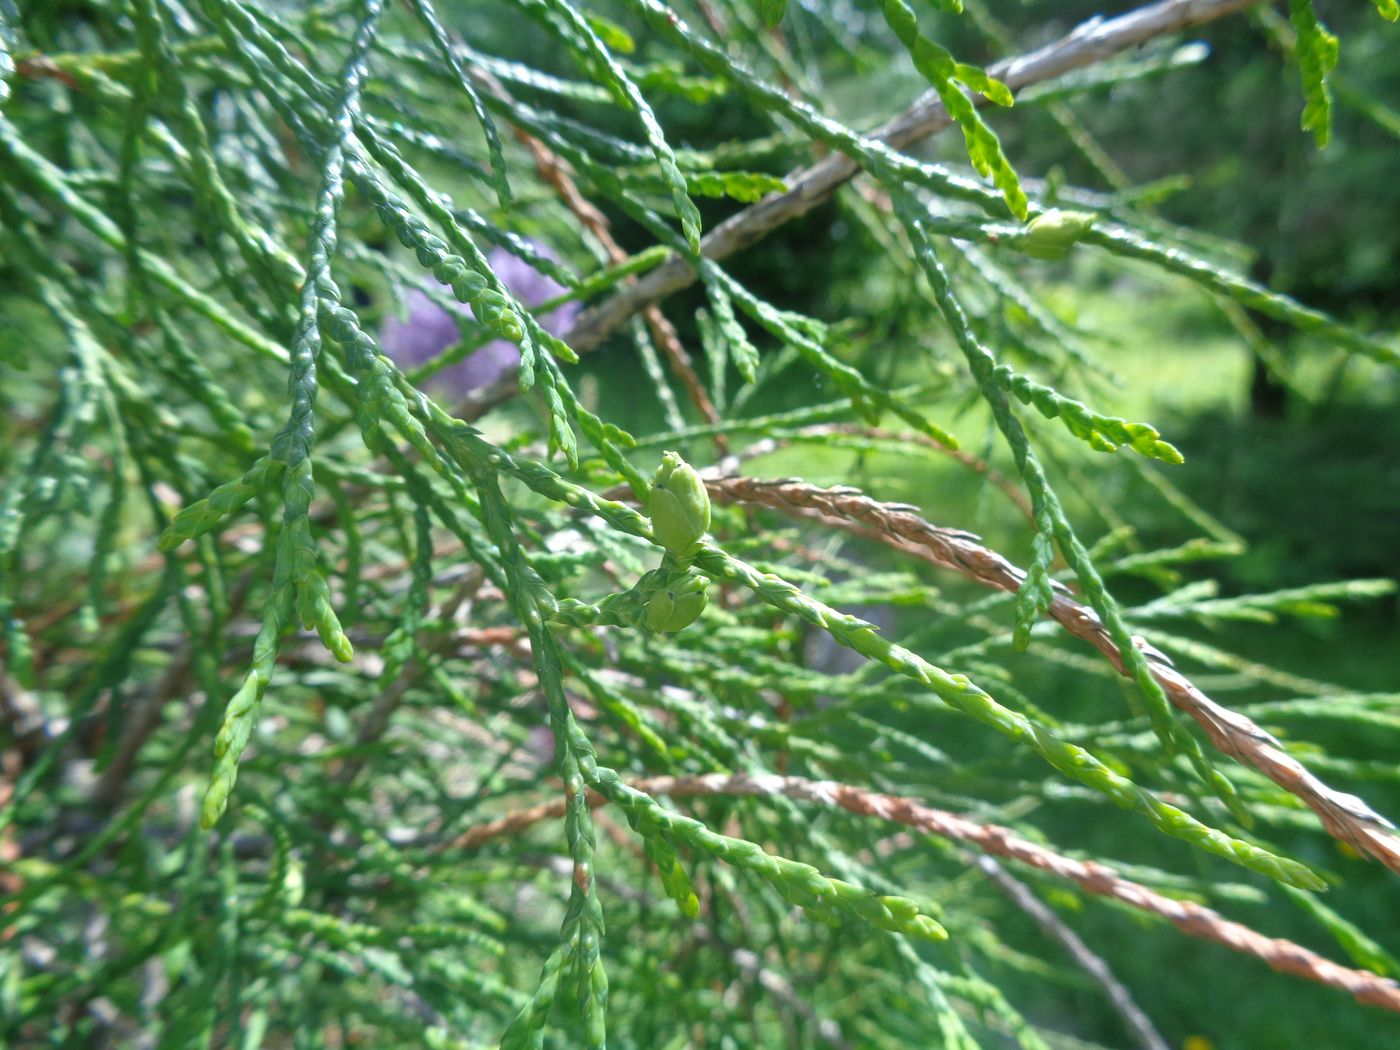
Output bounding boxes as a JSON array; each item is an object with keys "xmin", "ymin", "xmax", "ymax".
[{"xmin": 2, "ymin": 0, "xmax": 1399, "ymax": 1046}]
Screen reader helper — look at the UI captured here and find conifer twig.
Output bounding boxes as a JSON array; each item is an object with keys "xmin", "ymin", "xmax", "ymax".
[
  {"xmin": 449, "ymin": 772, "xmax": 1400, "ymax": 1015},
  {"xmin": 703, "ymin": 474, "xmax": 1400, "ymax": 874},
  {"xmin": 444, "ymin": 433, "xmax": 1317, "ymax": 888}
]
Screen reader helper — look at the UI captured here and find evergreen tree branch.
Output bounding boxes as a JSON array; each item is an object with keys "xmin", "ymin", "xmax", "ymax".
[
  {"xmin": 447, "ymin": 771, "xmax": 1400, "ymax": 1015},
  {"xmin": 425, "ymin": 433, "xmax": 1320, "ymax": 888},
  {"xmin": 463, "ymin": 0, "xmax": 1267, "ymax": 421},
  {"xmin": 700, "ymin": 473, "xmax": 1400, "ymax": 874}
]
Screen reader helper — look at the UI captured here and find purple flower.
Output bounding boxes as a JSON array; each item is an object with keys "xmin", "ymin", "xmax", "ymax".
[{"xmin": 379, "ymin": 243, "xmax": 580, "ymax": 396}]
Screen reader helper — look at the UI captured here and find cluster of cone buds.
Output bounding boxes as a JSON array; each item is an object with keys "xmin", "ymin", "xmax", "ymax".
[
  {"xmin": 642, "ymin": 568, "xmax": 710, "ymax": 633},
  {"xmin": 643, "ymin": 451, "xmax": 712, "ymax": 633},
  {"xmin": 543, "ymin": 452, "xmax": 714, "ymax": 634}
]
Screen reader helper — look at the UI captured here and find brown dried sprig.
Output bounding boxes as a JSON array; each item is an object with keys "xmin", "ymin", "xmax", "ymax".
[
  {"xmin": 448, "ymin": 771, "xmax": 1400, "ymax": 1014},
  {"xmin": 705, "ymin": 474, "xmax": 1400, "ymax": 874}
]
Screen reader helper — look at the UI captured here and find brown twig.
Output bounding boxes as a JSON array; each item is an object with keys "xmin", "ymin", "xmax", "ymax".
[
  {"xmin": 974, "ymin": 855, "xmax": 1170, "ymax": 1050},
  {"xmin": 446, "ymin": 771, "xmax": 1400, "ymax": 1015},
  {"xmin": 14, "ymin": 55, "xmax": 81, "ymax": 90},
  {"xmin": 702, "ymin": 474, "xmax": 1400, "ymax": 874}
]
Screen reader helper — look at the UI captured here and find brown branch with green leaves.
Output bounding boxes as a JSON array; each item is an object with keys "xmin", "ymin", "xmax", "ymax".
[
  {"xmin": 449, "ymin": 771, "xmax": 1400, "ymax": 1015},
  {"xmin": 703, "ymin": 473, "xmax": 1400, "ymax": 875}
]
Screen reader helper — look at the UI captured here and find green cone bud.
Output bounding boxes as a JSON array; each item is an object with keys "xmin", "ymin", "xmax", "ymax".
[
  {"xmin": 1020, "ymin": 209, "xmax": 1097, "ymax": 260},
  {"xmin": 649, "ymin": 451, "xmax": 711, "ymax": 556},
  {"xmin": 643, "ymin": 573, "xmax": 710, "ymax": 633}
]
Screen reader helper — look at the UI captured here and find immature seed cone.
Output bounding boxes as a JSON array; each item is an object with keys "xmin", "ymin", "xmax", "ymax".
[
  {"xmin": 643, "ymin": 573, "xmax": 710, "ymax": 633},
  {"xmin": 649, "ymin": 451, "xmax": 711, "ymax": 556},
  {"xmin": 1021, "ymin": 209, "xmax": 1097, "ymax": 260}
]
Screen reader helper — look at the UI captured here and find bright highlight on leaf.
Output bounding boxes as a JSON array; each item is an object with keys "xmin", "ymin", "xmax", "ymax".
[
  {"xmin": 686, "ymin": 169, "xmax": 787, "ymax": 202},
  {"xmin": 1290, "ymin": 0, "xmax": 1340, "ymax": 147},
  {"xmin": 879, "ymin": 0, "xmax": 1027, "ymax": 219}
]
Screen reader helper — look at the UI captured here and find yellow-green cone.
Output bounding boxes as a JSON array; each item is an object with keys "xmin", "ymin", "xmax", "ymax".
[
  {"xmin": 1021, "ymin": 209, "xmax": 1097, "ymax": 260},
  {"xmin": 649, "ymin": 451, "xmax": 711, "ymax": 556}
]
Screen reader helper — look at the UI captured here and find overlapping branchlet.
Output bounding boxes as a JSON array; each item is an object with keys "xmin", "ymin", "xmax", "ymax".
[
  {"xmin": 449, "ymin": 772, "xmax": 1400, "ymax": 1014},
  {"xmin": 460, "ymin": 0, "xmax": 1273, "ymax": 423},
  {"xmin": 705, "ymin": 475, "xmax": 1400, "ymax": 875}
]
